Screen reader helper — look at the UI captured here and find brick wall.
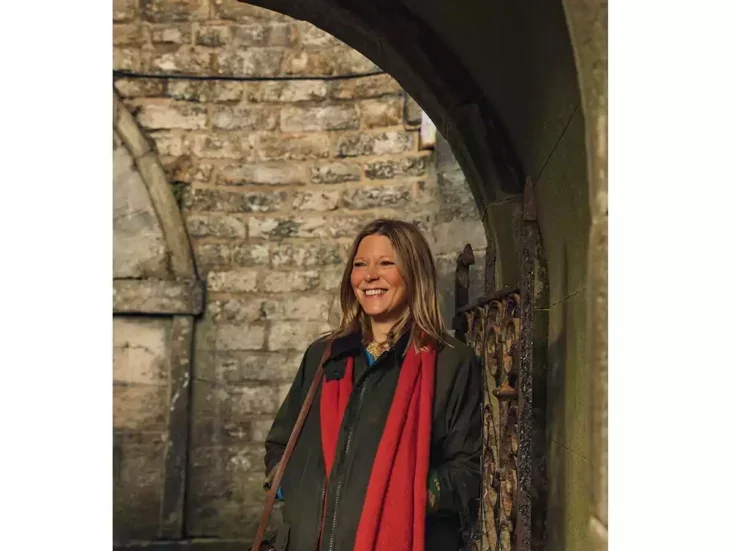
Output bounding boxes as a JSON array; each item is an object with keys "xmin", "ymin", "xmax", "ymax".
[{"xmin": 113, "ymin": 0, "xmax": 486, "ymax": 538}]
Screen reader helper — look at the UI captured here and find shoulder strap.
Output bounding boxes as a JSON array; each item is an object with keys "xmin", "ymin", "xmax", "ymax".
[{"xmin": 251, "ymin": 340, "xmax": 333, "ymax": 550}]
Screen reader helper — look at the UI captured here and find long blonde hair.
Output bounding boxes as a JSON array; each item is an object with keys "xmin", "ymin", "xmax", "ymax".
[{"xmin": 327, "ymin": 218, "xmax": 446, "ymax": 349}]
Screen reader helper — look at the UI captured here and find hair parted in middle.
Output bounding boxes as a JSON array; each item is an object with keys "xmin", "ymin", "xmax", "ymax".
[{"xmin": 326, "ymin": 218, "xmax": 447, "ymax": 350}]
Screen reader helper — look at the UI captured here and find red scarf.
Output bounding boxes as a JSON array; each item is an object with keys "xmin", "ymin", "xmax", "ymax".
[{"xmin": 320, "ymin": 341, "xmax": 436, "ymax": 551}]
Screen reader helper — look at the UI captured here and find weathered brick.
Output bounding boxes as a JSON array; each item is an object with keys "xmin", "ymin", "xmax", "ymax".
[
  {"xmin": 310, "ymin": 162, "xmax": 361, "ymax": 184},
  {"xmin": 291, "ymin": 190, "xmax": 341, "ymax": 212},
  {"xmin": 249, "ymin": 216, "xmax": 327, "ymax": 239},
  {"xmin": 213, "ymin": 0, "xmax": 290, "ymax": 21},
  {"xmin": 280, "ymin": 105, "xmax": 359, "ymax": 133},
  {"xmin": 148, "ymin": 131, "xmax": 185, "ymax": 156},
  {"xmin": 113, "ymin": 317, "xmax": 170, "ymax": 384},
  {"xmin": 342, "ymin": 182, "xmax": 413, "ymax": 210},
  {"xmin": 185, "ymin": 213, "xmax": 247, "ymax": 238},
  {"xmin": 334, "ymin": 46, "xmax": 380, "ymax": 74},
  {"xmin": 196, "ymin": 24, "xmax": 231, "ymax": 47},
  {"xmin": 149, "ymin": 24, "xmax": 192, "ymax": 44},
  {"xmin": 115, "ymin": 78, "xmax": 167, "ymax": 98},
  {"xmin": 364, "ymin": 156, "xmax": 428, "ymax": 179},
  {"xmin": 141, "ymin": 0, "xmax": 209, "ymax": 22},
  {"xmin": 114, "ymin": 0, "xmax": 138, "ymax": 22},
  {"xmin": 436, "ymin": 169, "xmax": 481, "ymax": 221},
  {"xmin": 149, "ymin": 47, "xmax": 212, "ymax": 74},
  {"xmin": 320, "ymin": 265, "xmax": 345, "ymax": 291},
  {"xmin": 261, "ymin": 271, "xmax": 320, "ymax": 293},
  {"xmin": 166, "ymin": 80, "xmax": 212, "ymax": 102},
  {"xmin": 208, "ymin": 298, "xmax": 263, "ymax": 324},
  {"xmin": 334, "ymin": 131, "xmax": 416, "ymax": 157},
  {"xmin": 216, "ymin": 323, "xmax": 267, "ymax": 351},
  {"xmin": 183, "ymin": 187, "xmax": 285, "ymax": 213},
  {"xmin": 325, "ymin": 216, "xmax": 376, "ymax": 238},
  {"xmin": 231, "ymin": 244, "xmax": 270, "ymax": 267},
  {"xmin": 114, "ymin": 47, "xmax": 142, "ymax": 71},
  {"xmin": 207, "ymin": 351, "xmax": 301, "ymax": 383},
  {"xmin": 360, "ymin": 98, "xmax": 403, "ymax": 128},
  {"xmin": 298, "ymin": 22, "xmax": 343, "ymax": 47},
  {"xmin": 254, "ymin": 133, "xmax": 330, "ymax": 161},
  {"xmin": 404, "ymin": 95, "xmax": 423, "ymax": 127},
  {"xmin": 207, "ymin": 270, "xmax": 259, "ymax": 293},
  {"xmin": 283, "ymin": 49, "xmax": 335, "ymax": 76},
  {"xmin": 192, "ymin": 242, "xmax": 232, "ymax": 270},
  {"xmin": 187, "ymin": 134, "xmax": 253, "ymax": 160},
  {"xmin": 217, "ymin": 162, "xmax": 307, "ymax": 186},
  {"xmin": 216, "ymin": 48, "xmax": 284, "ymax": 77},
  {"xmin": 229, "ymin": 23, "xmax": 296, "ymax": 47},
  {"xmin": 161, "ymin": 157, "xmax": 213, "ymax": 184},
  {"xmin": 330, "ymin": 74, "xmax": 403, "ymax": 100},
  {"xmin": 113, "ymin": 24, "xmax": 143, "ymax": 46},
  {"xmin": 134, "ymin": 101, "xmax": 207, "ymax": 130},
  {"xmin": 268, "ymin": 321, "xmax": 330, "ymax": 351},
  {"xmin": 211, "ymin": 105, "xmax": 279, "ymax": 131},
  {"xmin": 261, "ymin": 294, "xmax": 332, "ymax": 321},
  {"xmin": 256, "ymin": 81, "xmax": 328, "ymax": 103},
  {"xmin": 270, "ymin": 241, "xmax": 347, "ymax": 268},
  {"xmin": 114, "ymin": 384, "xmax": 168, "ymax": 431},
  {"xmin": 212, "ymin": 82, "xmax": 246, "ymax": 102}
]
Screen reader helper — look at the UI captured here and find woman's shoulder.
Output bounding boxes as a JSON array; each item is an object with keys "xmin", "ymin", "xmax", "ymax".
[{"xmin": 435, "ymin": 333, "xmax": 478, "ymax": 365}]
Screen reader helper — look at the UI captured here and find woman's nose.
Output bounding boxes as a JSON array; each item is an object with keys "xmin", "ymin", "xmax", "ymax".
[{"xmin": 364, "ymin": 266, "xmax": 378, "ymax": 280}]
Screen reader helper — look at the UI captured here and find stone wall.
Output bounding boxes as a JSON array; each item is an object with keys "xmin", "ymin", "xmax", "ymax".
[{"xmin": 113, "ymin": 0, "xmax": 486, "ymax": 539}]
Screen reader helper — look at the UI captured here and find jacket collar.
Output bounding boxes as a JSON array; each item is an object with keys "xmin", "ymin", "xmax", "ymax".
[{"xmin": 324, "ymin": 329, "xmax": 411, "ymax": 380}]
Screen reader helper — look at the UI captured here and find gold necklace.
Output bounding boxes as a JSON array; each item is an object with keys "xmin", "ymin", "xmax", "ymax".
[{"xmin": 365, "ymin": 339, "xmax": 390, "ymax": 358}]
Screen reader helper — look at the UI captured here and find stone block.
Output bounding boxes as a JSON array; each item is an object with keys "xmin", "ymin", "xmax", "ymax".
[
  {"xmin": 195, "ymin": 24, "xmax": 230, "ymax": 47},
  {"xmin": 256, "ymin": 81, "xmax": 328, "ymax": 103},
  {"xmin": 268, "ymin": 321, "xmax": 330, "ymax": 351},
  {"xmin": 364, "ymin": 156, "xmax": 428, "ymax": 179},
  {"xmin": 280, "ymin": 105, "xmax": 359, "ymax": 133},
  {"xmin": 148, "ymin": 131, "xmax": 185, "ymax": 156},
  {"xmin": 113, "ymin": 317, "xmax": 170, "ymax": 385},
  {"xmin": 193, "ymin": 381, "xmax": 279, "ymax": 418},
  {"xmin": 360, "ymin": 98, "xmax": 403, "ymax": 128},
  {"xmin": 207, "ymin": 298, "xmax": 263, "ymax": 325},
  {"xmin": 436, "ymin": 169, "xmax": 480, "ymax": 221},
  {"xmin": 187, "ymin": 133, "xmax": 253, "ymax": 160},
  {"xmin": 113, "ymin": 279, "xmax": 204, "ymax": 315},
  {"xmin": 432, "ymin": 220, "xmax": 487, "ymax": 255},
  {"xmin": 260, "ymin": 294, "xmax": 333, "ymax": 321},
  {"xmin": 333, "ymin": 46, "xmax": 380, "ymax": 74},
  {"xmin": 212, "ymin": 0, "xmax": 290, "ymax": 21},
  {"xmin": 298, "ymin": 22, "xmax": 343, "ymax": 47},
  {"xmin": 207, "ymin": 270, "xmax": 259, "ymax": 293},
  {"xmin": 230, "ymin": 22, "xmax": 296, "ymax": 47},
  {"xmin": 217, "ymin": 162, "xmax": 307, "ymax": 186},
  {"xmin": 192, "ymin": 242, "xmax": 232, "ymax": 270},
  {"xmin": 165, "ymin": 80, "xmax": 212, "ymax": 102},
  {"xmin": 212, "ymin": 81, "xmax": 246, "ymax": 102},
  {"xmin": 248, "ymin": 216, "xmax": 327, "ymax": 239},
  {"xmin": 261, "ymin": 270, "xmax": 320, "ymax": 293},
  {"xmin": 149, "ymin": 24, "xmax": 192, "ymax": 44},
  {"xmin": 149, "ymin": 46, "xmax": 212, "ymax": 74},
  {"xmin": 216, "ymin": 48, "xmax": 283, "ymax": 77},
  {"xmin": 320, "ymin": 266, "xmax": 345, "ymax": 292},
  {"xmin": 115, "ymin": 78, "xmax": 166, "ymax": 98},
  {"xmin": 113, "ymin": 384, "xmax": 168, "ymax": 431},
  {"xmin": 141, "ymin": 0, "xmax": 209, "ymax": 22},
  {"xmin": 254, "ymin": 133, "xmax": 330, "ymax": 161},
  {"xmin": 334, "ymin": 131, "xmax": 416, "ymax": 157},
  {"xmin": 113, "ymin": 0, "xmax": 137, "ymax": 22},
  {"xmin": 291, "ymin": 190, "xmax": 341, "ymax": 212},
  {"xmin": 404, "ymin": 95, "xmax": 423, "ymax": 127},
  {"xmin": 113, "ymin": 47, "xmax": 142, "ymax": 71},
  {"xmin": 211, "ymin": 105, "xmax": 279, "ymax": 131},
  {"xmin": 231, "ymin": 244, "xmax": 270, "ymax": 267},
  {"xmin": 342, "ymin": 182, "xmax": 413, "ymax": 210},
  {"xmin": 182, "ymin": 187, "xmax": 285, "ymax": 213},
  {"xmin": 161, "ymin": 156, "xmax": 213, "ymax": 184},
  {"xmin": 270, "ymin": 241, "xmax": 347, "ymax": 268},
  {"xmin": 216, "ymin": 323, "xmax": 267, "ymax": 351},
  {"xmin": 330, "ymin": 74, "xmax": 403, "ymax": 100},
  {"xmin": 310, "ymin": 161, "xmax": 361, "ymax": 184},
  {"xmin": 113, "ymin": 24, "xmax": 143, "ymax": 46},
  {"xmin": 134, "ymin": 101, "xmax": 207, "ymax": 130},
  {"xmin": 199, "ymin": 351, "xmax": 301, "ymax": 384},
  {"xmin": 283, "ymin": 49, "xmax": 335, "ymax": 76}
]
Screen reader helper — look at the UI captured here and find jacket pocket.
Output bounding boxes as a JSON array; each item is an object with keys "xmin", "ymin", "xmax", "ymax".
[{"xmin": 275, "ymin": 522, "xmax": 290, "ymax": 551}]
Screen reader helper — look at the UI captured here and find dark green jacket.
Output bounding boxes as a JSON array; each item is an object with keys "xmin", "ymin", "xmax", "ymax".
[{"xmin": 264, "ymin": 330, "xmax": 482, "ymax": 551}]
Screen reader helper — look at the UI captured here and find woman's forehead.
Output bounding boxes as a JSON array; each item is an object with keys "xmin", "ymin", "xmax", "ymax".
[{"xmin": 355, "ymin": 234, "xmax": 395, "ymax": 256}]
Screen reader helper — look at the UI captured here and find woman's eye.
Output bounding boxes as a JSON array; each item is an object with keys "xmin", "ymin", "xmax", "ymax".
[
  {"xmin": 380, "ymin": 260, "xmax": 395, "ymax": 266},
  {"xmin": 353, "ymin": 262, "xmax": 366, "ymax": 267}
]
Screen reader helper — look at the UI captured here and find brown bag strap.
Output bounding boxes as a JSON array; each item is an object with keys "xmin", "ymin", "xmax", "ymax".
[{"xmin": 251, "ymin": 340, "xmax": 333, "ymax": 550}]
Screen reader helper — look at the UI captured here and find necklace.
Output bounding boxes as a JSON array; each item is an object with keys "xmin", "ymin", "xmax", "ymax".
[{"xmin": 365, "ymin": 339, "xmax": 390, "ymax": 359}]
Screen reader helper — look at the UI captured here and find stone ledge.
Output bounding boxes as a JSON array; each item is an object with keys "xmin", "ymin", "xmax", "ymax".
[{"xmin": 114, "ymin": 278, "xmax": 205, "ymax": 315}]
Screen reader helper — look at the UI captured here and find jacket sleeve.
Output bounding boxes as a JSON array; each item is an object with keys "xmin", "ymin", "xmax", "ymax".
[
  {"xmin": 432, "ymin": 354, "xmax": 483, "ymax": 515},
  {"xmin": 264, "ymin": 343, "xmax": 318, "ymax": 480}
]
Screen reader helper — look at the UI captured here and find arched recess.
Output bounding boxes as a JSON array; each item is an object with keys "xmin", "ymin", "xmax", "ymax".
[
  {"xmin": 236, "ymin": 1, "xmax": 607, "ymax": 550},
  {"xmin": 113, "ymin": 91, "xmax": 203, "ymax": 541}
]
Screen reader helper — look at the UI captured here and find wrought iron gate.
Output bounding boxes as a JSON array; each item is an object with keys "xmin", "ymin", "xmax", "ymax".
[{"xmin": 455, "ymin": 180, "xmax": 546, "ymax": 551}]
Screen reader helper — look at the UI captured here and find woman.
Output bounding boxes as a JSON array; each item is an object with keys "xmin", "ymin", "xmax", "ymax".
[{"xmin": 264, "ymin": 219, "xmax": 482, "ymax": 551}]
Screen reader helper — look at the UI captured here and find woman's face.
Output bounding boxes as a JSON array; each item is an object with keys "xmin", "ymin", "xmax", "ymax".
[{"xmin": 350, "ymin": 234, "xmax": 408, "ymax": 322}]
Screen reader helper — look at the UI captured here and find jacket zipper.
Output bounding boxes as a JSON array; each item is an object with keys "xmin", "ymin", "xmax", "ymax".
[{"xmin": 315, "ymin": 481, "xmax": 327, "ymax": 549}]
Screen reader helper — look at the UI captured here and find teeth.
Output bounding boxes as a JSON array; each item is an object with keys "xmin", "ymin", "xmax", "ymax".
[{"xmin": 365, "ymin": 289, "xmax": 387, "ymax": 296}]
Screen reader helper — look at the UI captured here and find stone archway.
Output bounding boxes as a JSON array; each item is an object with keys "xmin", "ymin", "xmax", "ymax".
[{"xmin": 113, "ymin": 92, "xmax": 203, "ymax": 541}]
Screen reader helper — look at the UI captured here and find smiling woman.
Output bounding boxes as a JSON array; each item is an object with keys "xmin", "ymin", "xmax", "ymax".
[{"xmin": 262, "ymin": 218, "xmax": 482, "ymax": 551}]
